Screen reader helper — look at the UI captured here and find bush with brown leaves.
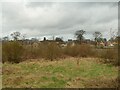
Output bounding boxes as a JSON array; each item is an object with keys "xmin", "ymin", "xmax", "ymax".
[{"xmin": 2, "ymin": 41, "xmax": 24, "ymax": 63}]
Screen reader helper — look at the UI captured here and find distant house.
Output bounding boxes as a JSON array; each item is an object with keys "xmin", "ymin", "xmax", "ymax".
[
  {"xmin": 99, "ymin": 41, "xmax": 105, "ymax": 47},
  {"xmin": 55, "ymin": 37, "xmax": 63, "ymax": 42},
  {"xmin": 20, "ymin": 39, "xmax": 33, "ymax": 45},
  {"xmin": 83, "ymin": 39, "xmax": 91, "ymax": 44},
  {"xmin": 60, "ymin": 42, "xmax": 67, "ymax": 48},
  {"xmin": 67, "ymin": 39, "xmax": 76, "ymax": 47}
]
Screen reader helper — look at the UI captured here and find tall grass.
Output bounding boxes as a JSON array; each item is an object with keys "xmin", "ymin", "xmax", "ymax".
[
  {"xmin": 0, "ymin": 43, "xmax": 2, "ymax": 62},
  {"xmin": 98, "ymin": 48, "xmax": 118, "ymax": 65}
]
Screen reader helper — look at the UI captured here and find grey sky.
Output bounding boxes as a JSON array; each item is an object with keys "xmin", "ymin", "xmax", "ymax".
[{"xmin": 1, "ymin": 1, "xmax": 118, "ymax": 41}]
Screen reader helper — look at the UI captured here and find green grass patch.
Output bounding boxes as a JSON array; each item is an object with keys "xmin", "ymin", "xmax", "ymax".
[{"xmin": 2, "ymin": 58, "xmax": 118, "ymax": 88}]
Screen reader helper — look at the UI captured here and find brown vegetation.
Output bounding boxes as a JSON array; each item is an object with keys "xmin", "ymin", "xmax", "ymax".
[
  {"xmin": 98, "ymin": 48, "xmax": 118, "ymax": 66},
  {"xmin": 63, "ymin": 44, "xmax": 95, "ymax": 57},
  {"xmin": 2, "ymin": 41, "xmax": 118, "ymax": 66},
  {"xmin": 2, "ymin": 57, "xmax": 118, "ymax": 88},
  {"xmin": 2, "ymin": 41, "xmax": 24, "ymax": 63}
]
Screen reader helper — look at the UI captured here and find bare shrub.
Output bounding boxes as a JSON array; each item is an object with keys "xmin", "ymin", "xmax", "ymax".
[
  {"xmin": 22, "ymin": 45, "xmax": 32, "ymax": 59},
  {"xmin": 79, "ymin": 44, "xmax": 95, "ymax": 57},
  {"xmin": 99, "ymin": 48, "xmax": 118, "ymax": 65},
  {"xmin": 22, "ymin": 42, "xmax": 62, "ymax": 60},
  {"xmin": 43, "ymin": 42, "xmax": 62, "ymax": 61},
  {"xmin": 63, "ymin": 44, "xmax": 95, "ymax": 57},
  {"xmin": 2, "ymin": 41, "xmax": 24, "ymax": 63},
  {"xmin": 63, "ymin": 44, "xmax": 80, "ymax": 57}
]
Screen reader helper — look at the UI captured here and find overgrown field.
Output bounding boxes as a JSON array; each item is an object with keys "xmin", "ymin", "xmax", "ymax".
[
  {"xmin": 2, "ymin": 58, "xmax": 118, "ymax": 88},
  {"xmin": 2, "ymin": 41, "xmax": 118, "ymax": 66},
  {"xmin": 0, "ymin": 63, "xmax": 1, "ymax": 89},
  {"xmin": 0, "ymin": 43, "xmax": 2, "ymax": 61}
]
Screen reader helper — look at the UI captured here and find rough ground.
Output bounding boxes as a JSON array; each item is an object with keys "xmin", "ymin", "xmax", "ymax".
[{"xmin": 2, "ymin": 57, "xmax": 118, "ymax": 88}]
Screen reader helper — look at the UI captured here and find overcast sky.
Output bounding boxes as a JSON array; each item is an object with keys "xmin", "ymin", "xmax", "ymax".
[{"xmin": 1, "ymin": 1, "xmax": 119, "ymax": 41}]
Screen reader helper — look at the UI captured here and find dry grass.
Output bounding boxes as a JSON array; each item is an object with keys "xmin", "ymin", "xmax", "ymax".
[
  {"xmin": 96, "ymin": 48, "xmax": 118, "ymax": 65},
  {"xmin": 2, "ymin": 57, "xmax": 118, "ymax": 88},
  {"xmin": 0, "ymin": 43, "xmax": 2, "ymax": 89},
  {"xmin": 0, "ymin": 43, "xmax": 2, "ymax": 62}
]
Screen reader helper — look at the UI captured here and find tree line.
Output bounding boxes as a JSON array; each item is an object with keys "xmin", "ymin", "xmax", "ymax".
[{"xmin": 2, "ymin": 30, "xmax": 118, "ymax": 43}]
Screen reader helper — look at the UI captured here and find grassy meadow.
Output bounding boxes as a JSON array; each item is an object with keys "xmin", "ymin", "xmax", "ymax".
[
  {"xmin": 0, "ymin": 43, "xmax": 1, "ymax": 61},
  {"xmin": 2, "ymin": 57, "xmax": 118, "ymax": 88},
  {"xmin": 1, "ymin": 1, "xmax": 119, "ymax": 88},
  {"xmin": 2, "ymin": 41, "xmax": 118, "ymax": 88},
  {"xmin": 0, "ymin": 43, "xmax": 2, "ymax": 89}
]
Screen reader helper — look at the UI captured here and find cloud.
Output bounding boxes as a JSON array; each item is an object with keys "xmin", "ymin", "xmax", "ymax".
[{"xmin": 2, "ymin": 2, "xmax": 118, "ymax": 40}]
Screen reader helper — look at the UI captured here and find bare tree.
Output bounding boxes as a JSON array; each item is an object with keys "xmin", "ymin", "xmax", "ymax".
[
  {"xmin": 2, "ymin": 36, "xmax": 9, "ymax": 41},
  {"xmin": 93, "ymin": 31, "xmax": 102, "ymax": 42},
  {"xmin": 109, "ymin": 29, "xmax": 118, "ymax": 42},
  {"xmin": 21, "ymin": 34, "xmax": 26, "ymax": 40},
  {"xmin": 75, "ymin": 30, "xmax": 85, "ymax": 44},
  {"xmin": 11, "ymin": 32, "xmax": 21, "ymax": 41},
  {"xmin": 93, "ymin": 31, "xmax": 102, "ymax": 46}
]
